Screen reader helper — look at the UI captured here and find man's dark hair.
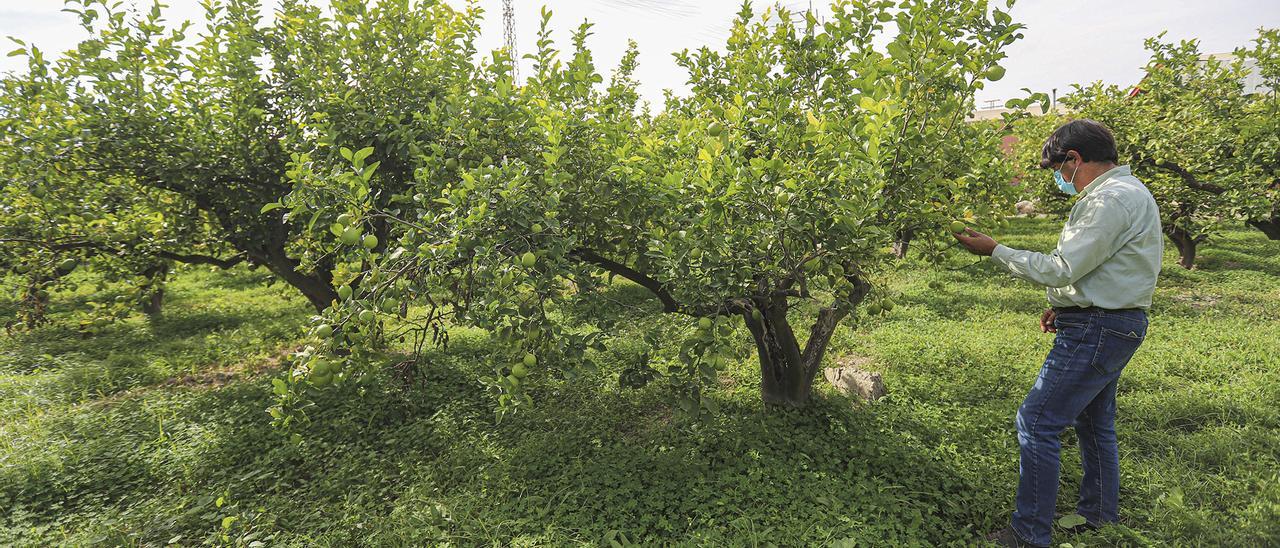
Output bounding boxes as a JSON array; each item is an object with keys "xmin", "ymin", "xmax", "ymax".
[{"xmin": 1039, "ymin": 119, "xmax": 1119, "ymax": 169}]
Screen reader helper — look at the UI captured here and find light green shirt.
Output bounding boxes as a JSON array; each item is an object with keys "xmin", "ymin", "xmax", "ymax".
[{"xmin": 990, "ymin": 165, "xmax": 1163, "ymax": 310}]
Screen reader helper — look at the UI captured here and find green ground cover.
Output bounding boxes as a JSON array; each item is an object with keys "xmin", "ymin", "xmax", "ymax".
[{"xmin": 1, "ymin": 218, "xmax": 1276, "ymax": 546}]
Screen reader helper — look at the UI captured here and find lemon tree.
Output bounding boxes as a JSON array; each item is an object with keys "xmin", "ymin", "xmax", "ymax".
[
  {"xmin": 1063, "ymin": 32, "xmax": 1277, "ymax": 267},
  {"xmin": 275, "ymin": 0, "xmax": 1025, "ymax": 417}
]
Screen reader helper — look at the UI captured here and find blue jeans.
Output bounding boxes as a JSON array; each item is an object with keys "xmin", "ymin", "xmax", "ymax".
[{"xmin": 1011, "ymin": 308, "xmax": 1148, "ymax": 546}]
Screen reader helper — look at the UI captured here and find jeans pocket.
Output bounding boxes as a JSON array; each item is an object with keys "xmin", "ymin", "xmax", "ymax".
[
  {"xmin": 1046, "ymin": 316, "xmax": 1095, "ymax": 370},
  {"xmin": 1055, "ymin": 318, "xmax": 1088, "ymax": 329},
  {"xmin": 1090, "ymin": 327, "xmax": 1144, "ymax": 375}
]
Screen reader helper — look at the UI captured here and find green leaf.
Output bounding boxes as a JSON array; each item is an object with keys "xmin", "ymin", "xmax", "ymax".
[
  {"xmin": 1056, "ymin": 513, "xmax": 1088, "ymax": 529},
  {"xmin": 354, "ymin": 146, "xmax": 375, "ymax": 164},
  {"xmin": 886, "ymin": 41, "xmax": 909, "ymax": 60},
  {"xmin": 259, "ymin": 202, "xmax": 283, "ymax": 214},
  {"xmin": 362, "ymin": 161, "xmax": 380, "ymax": 182},
  {"xmin": 307, "ymin": 209, "xmax": 323, "ymax": 232}
]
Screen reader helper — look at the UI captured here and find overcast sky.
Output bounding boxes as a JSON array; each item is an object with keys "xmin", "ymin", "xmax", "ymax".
[{"xmin": 2, "ymin": 0, "xmax": 1277, "ymax": 109}]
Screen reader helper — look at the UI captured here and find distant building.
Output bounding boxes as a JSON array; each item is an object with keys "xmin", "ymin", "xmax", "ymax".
[
  {"xmin": 1129, "ymin": 52, "xmax": 1270, "ymax": 97},
  {"xmin": 1201, "ymin": 53, "xmax": 1268, "ymax": 94},
  {"xmin": 966, "ymin": 102, "xmax": 1069, "ymax": 122}
]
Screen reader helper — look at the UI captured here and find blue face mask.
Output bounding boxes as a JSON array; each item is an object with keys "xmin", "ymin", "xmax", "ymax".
[{"xmin": 1054, "ymin": 157, "xmax": 1080, "ymax": 196}]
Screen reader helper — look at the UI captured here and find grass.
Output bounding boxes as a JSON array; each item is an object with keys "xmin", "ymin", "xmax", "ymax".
[{"xmin": 0, "ymin": 218, "xmax": 1277, "ymax": 546}]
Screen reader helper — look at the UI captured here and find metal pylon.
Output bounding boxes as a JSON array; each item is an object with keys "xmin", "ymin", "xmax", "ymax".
[{"xmin": 503, "ymin": 0, "xmax": 518, "ymax": 79}]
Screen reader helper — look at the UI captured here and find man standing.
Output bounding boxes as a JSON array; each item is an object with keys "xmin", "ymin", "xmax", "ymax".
[{"xmin": 954, "ymin": 119, "xmax": 1163, "ymax": 548}]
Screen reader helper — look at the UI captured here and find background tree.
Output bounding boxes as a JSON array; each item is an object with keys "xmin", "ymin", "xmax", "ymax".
[
  {"xmin": 1064, "ymin": 33, "xmax": 1268, "ymax": 268},
  {"xmin": 2, "ymin": 0, "xmax": 408, "ymax": 313},
  {"xmin": 1003, "ymin": 112, "xmax": 1072, "ymax": 215},
  {"xmin": 1236, "ymin": 28, "xmax": 1280, "ymax": 240},
  {"xmin": 0, "ymin": 42, "xmax": 238, "ymax": 329}
]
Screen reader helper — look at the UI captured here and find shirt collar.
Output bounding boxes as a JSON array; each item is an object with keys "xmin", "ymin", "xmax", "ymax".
[{"xmin": 1078, "ymin": 165, "xmax": 1130, "ymax": 197}]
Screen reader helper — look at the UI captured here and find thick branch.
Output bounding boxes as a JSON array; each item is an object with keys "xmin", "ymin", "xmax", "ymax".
[
  {"xmin": 1247, "ymin": 218, "xmax": 1280, "ymax": 240},
  {"xmin": 569, "ymin": 248, "xmax": 680, "ymax": 313},
  {"xmin": 801, "ymin": 306, "xmax": 848, "ymax": 376},
  {"xmin": 155, "ymin": 250, "xmax": 247, "ymax": 269},
  {"xmin": 801, "ymin": 274, "xmax": 870, "ymax": 376},
  {"xmin": 1149, "ymin": 160, "xmax": 1226, "ymax": 194}
]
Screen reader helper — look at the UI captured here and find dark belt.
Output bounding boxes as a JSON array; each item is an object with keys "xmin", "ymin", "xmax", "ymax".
[{"xmin": 1053, "ymin": 306, "xmax": 1144, "ymax": 315}]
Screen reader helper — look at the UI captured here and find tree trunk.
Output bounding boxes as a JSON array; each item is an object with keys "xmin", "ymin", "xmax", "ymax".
[
  {"xmin": 1247, "ymin": 217, "xmax": 1280, "ymax": 240},
  {"xmin": 741, "ymin": 277, "xmax": 867, "ymax": 408},
  {"xmin": 1166, "ymin": 226, "xmax": 1199, "ymax": 269},
  {"xmin": 252, "ymin": 248, "xmax": 338, "ymax": 312},
  {"xmin": 21, "ymin": 277, "xmax": 51, "ymax": 328},
  {"xmin": 139, "ymin": 263, "xmax": 170, "ymax": 316},
  {"xmin": 745, "ymin": 301, "xmax": 812, "ymax": 407},
  {"xmin": 892, "ymin": 228, "xmax": 914, "ymax": 259}
]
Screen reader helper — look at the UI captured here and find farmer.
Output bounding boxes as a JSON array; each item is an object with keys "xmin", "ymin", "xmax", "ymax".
[{"xmin": 953, "ymin": 119, "xmax": 1163, "ymax": 548}]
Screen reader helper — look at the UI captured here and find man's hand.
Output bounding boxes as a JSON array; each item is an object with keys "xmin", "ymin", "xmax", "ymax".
[
  {"xmin": 1040, "ymin": 308, "xmax": 1057, "ymax": 333},
  {"xmin": 953, "ymin": 227, "xmax": 998, "ymax": 256}
]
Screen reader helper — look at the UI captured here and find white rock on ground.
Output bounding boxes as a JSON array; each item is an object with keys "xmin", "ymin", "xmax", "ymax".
[{"xmin": 823, "ymin": 355, "xmax": 886, "ymax": 402}]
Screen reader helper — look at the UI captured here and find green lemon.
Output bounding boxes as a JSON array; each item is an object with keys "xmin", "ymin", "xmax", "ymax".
[
  {"xmin": 362, "ymin": 234, "xmax": 378, "ymax": 249},
  {"xmin": 338, "ymin": 285, "xmax": 353, "ymax": 300},
  {"xmin": 698, "ymin": 317, "xmax": 713, "ymax": 330},
  {"xmin": 709, "ymin": 354, "xmax": 726, "ymax": 370},
  {"xmin": 520, "ymin": 251, "xmax": 537, "ymax": 268},
  {"xmin": 340, "ymin": 226, "xmax": 362, "ymax": 246},
  {"xmin": 358, "ymin": 309, "xmax": 376, "ymax": 323},
  {"xmin": 985, "ymin": 65, "xmax": 1006, "ymax": 81},
  {"xmin": 311, "ymin": 359, "xmax": 331, "ymax": 376},
  {"xmin": 511, "ymin": 363, "xmax": 528, "ymax": 378},
  {"xmin": 316, "ymin": 324, "xmax": 334, "ymax": 338},
  {"xmin": 523, "ymin": 353, "xmax": 537, "ymax": 367},
  {"xmin": 950, "ymin": 221, "xmax": 966, "ymax": 234}
]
